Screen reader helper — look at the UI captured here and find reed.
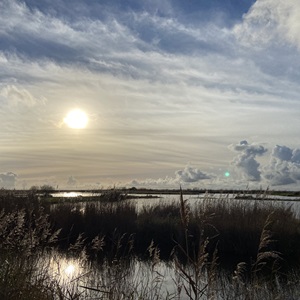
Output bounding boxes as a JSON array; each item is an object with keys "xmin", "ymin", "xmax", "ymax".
[{"xmin": 0, "ymin": 189, "xmax": 300, "ymax": 299}]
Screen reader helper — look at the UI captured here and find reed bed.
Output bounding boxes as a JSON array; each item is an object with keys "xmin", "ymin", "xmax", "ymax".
[{"xmin": 0, "ymin": 189, "xmax": 300, "ymax": 299}]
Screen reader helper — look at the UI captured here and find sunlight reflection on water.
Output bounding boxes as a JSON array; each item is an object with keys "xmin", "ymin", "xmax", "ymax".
[
  {"xmin": 39, "ymin": 251, "xmax": 182, "ymax": 299},
  {"xmin": 51, "ymin": 191, "xmax": 101, "ymax": 197},
  {"xmin": 48, "ymin": 254, "xmax": 84, "ymax": 282}
]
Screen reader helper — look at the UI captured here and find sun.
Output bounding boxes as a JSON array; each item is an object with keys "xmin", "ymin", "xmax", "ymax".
[{"xmin": 64, "ymin": 109, "xmax": 88, "ymax": 129}]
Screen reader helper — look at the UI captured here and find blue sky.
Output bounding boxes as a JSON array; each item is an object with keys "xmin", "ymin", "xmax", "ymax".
[{"xmin": 1, "ymin": 0, "xmax": 300, "ymax": 190}]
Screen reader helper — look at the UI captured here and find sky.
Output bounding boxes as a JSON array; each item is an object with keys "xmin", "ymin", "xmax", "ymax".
[{"xmin": 1, "ymin": 0, "xmax": 300, "ymax": 190}]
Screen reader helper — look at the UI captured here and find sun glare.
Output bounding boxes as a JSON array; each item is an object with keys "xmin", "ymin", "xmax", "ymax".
[
  {"xmin": 64, "ymin": 264, "xmax": 76, "ymax": 276},
  {"xmin": 64, "ymin": 109, "xmax": 88, "ymax": 129}
]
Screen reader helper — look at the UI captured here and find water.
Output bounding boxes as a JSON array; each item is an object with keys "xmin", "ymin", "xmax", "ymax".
[
  {"xmin": 39, "ymin": 249, "xmax": 300, "ymax": 299},
  {"xmin": 49, "ymin": 191, "xmax": 300, "ymax": 218},
  {"xmin": 126, "ymin": 192, "xmax": 300, "ymax": 218},
  {"xmin": 51, "ymin": 191, "xmax": 101, "ymax": 197},
  {"xmin": 43, "ymin": 191, "xmax": 300, "ymax": 298},
  {"xmin": 39, "ymin": 249, "xmax": 238, "ymax": 299},
  {"xmin": 38, "ymin": 251, "xmax": 182, "ymax": 299}
]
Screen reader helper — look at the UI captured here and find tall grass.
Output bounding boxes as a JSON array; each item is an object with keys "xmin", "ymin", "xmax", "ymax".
[{"xmin": 0, "ymin": 189, "xmax": 300, "ymax": 299}]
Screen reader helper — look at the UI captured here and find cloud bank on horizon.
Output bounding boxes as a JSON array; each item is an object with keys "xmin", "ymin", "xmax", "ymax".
[{"xmin": 0, "ymin": 0, "xmax": 300, "ymax": 190}]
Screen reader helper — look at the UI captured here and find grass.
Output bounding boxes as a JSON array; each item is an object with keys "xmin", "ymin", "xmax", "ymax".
[{"xmin": 0, "ymin": 189, "xmax": 300, "ymax": 299}]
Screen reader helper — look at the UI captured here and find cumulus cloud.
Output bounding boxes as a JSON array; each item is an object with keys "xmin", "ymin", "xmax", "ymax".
[
  {"xmin": 231, "ymin": 140, "xmax": 267, "ymax": 156},
  {"xmin": 272, "ymin": 145, "xmax": 293, "ymax": 161},
  {"xmin": 264, "ymin": 145, "xmax": 300, "ymax": 186},
  {"xmin": 229, "ymin": 140, "xmax": 267, "ymax": 181},
  {"xmin": 234, "ymin": 0, "xmax": 300, "ymax": 49},
  {"xmin": 1, "ymin": 1, "xmax": 300, "ymax": 191},
  {"xmin": 127, "ymin": 164, "xmax": 212, "ymax": 189},
  {"xmin": 291, "ymin": 149, "xmax": 300, "ymax": 163},
  {"xmin": 175, "ymin": 165, "xmax": 211, "ymax": 183},
  {"xmin": 0, "ymin": 172, "xmax": 17, "ymax": 189}
]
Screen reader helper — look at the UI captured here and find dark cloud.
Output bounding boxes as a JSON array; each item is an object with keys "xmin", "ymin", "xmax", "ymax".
[
  {"xmin": 272, "ymin": 145, "xmax": 292, "ymax": 161},
  {"xmin": 0, "ymin": 172, "xmax": 17, "ymax": 189},
  {"xmin": 175, "ymin": 165, "xmax": 211, "ymax": 183},
  {"xmin": 230, "ymin": 140, "xmax": 267, "ymax": 181},
  {"xmin": 231, "ymin": 140, "xmax": 267, "ymax": 156},
  {"xmin": 291, "ymin": 149, "xmax": 300, "ymax": 163}
]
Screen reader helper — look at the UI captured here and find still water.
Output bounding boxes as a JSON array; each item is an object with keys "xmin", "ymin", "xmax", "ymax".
[
  {"xmin": 43, "ymin": 191, "xmax": 300, "ymax": 298},
  {"xmin": 50, "ymin": 191, "xmax": 300, "ymax": 218},
  {"xmin": 40, "ymin": 250, "xmax": 187, "ymax": 299}
]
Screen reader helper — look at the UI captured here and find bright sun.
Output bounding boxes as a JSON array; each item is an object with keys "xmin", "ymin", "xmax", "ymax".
[{"xmin": 64, "ymin": 109, "xmax": 88, "ymax": 129}]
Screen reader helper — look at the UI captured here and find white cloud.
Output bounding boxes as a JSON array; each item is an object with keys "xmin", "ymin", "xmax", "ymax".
[
  {"xmin": 175, "ymin": 165, "xmax": 211, "ymax": 183},
  {"xmin": 0, "ymin": 84, "xmax": 46, "ymax": 107},
  {"xmin": 128, "ymin": 176, "xmax": 177, "ymax": 189},
  {"xmin": 1, "ymin": 1, "xmax": 300, "ymax": 190},
  {"xmin": 264, "ymin": 145, "xmax": 300, "ymax": 186},
  {"xmin": 127, "ymin": 164, "xmax": 213, "ymax": 189},
  {"xmin": 229, "ymin": 140, "xmax": 268, "ymax": 181},
  {"xmin": 67, "ymin": 176, "xmax": 77, "ymax": 186},
  {"xmin": 0, "ymin": 172, "xmax": 17, "ymax": 189},
  {"xmin": 234, "ymin": 0, "xmax": 300, "ymax": 50}
]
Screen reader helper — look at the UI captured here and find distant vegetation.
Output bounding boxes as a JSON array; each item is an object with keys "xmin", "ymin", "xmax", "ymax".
[{"xmin": 0, "ymin": 188, "xmax": 300, "ymax": 299}]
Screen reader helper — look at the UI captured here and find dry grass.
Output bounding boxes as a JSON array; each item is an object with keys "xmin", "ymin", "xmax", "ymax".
[{"xmin": 0, "ymin": 189, "xmax": 300, "ymax": 299}]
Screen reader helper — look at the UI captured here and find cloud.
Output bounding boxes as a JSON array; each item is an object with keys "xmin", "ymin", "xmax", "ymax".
[
  {"xmin": 264, "ymin": 145, "xmax": 300, "ymax": 186},
  {"xmin": 67, "ymin": 176, "xmax": 77, "ymax": 186},
  {"xmin": 291, "ymin": 149, "xmax": 300, "ymax": 163},
  {"xmin": 0, "ymin": 84, "xmax": 46, "ymax": 107},
  {"xmin": 175, "ymin": 165, "xmax": 211, "ymax": 183},
  {"xmin": 272, "ymin": 145, "xmax": 293, "ymax": 161},
  {"xmin": 234, "ymin": 0, "xmax": 300, "ymax": 50},
  {"xmin": 231, "ymin": 140, "xmax": 267, "ymax": 156},
  {"xmin": 128, "ymin": 176, "xmax": 177, "ymax": 189},
  {"xmin": 0, "ymin": 172, "xmax": 17, "ymax": 189},
  {"xmin": 229, "ymin": 140, "xmax": 267, "ymax": 181},
  {"xmin": 1, "ymin": 1, "xmax": 300, "ymax": 191},
  {"xmin": 127, "ymin": 164, "xmax": 212, "ymax": 189}
]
